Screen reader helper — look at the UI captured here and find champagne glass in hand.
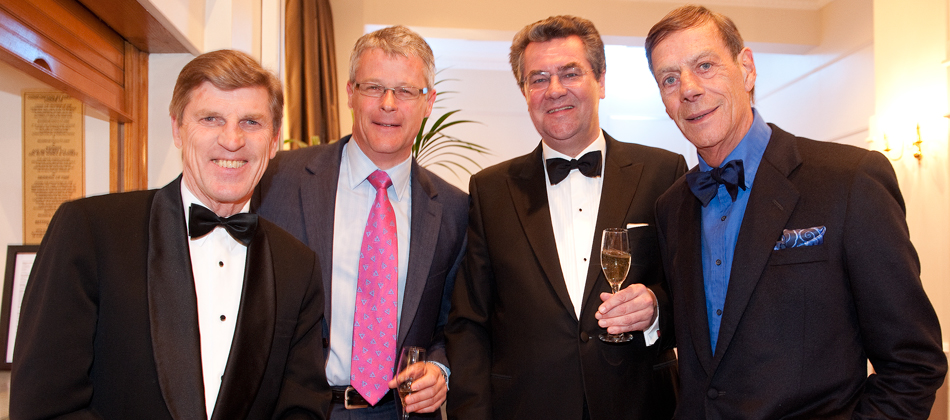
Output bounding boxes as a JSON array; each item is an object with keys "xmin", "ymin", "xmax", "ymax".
[
  {"xmin": 396, "ymin": 346, "xmax": 426, "ymax": 419},
  {"xmin": 600, "ymin": 228, "xmax": 634, "ymax": 343}
]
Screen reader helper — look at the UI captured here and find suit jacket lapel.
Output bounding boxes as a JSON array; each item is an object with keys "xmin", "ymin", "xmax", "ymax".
[
  {"xmin": 399, "ymin": 161, "xmax": 442, "ymax": 346},
  {"xmin": 712, "ymin": 126, "xmax": 801, "ymax": 367},
  {"xmin": 508, "ymin": 144, "xmax": 576, "ymax": 319},
  {"xmin": 671, "ymin": 171, "xmax": 716, "ymax": 374},
  {"xmin": 211, "ymin": 225, "xmax": 276, "ymax": 420},
  {"xmin": 147, "ymin": 177, "xmax": 207, "ymax": 420},
  {"xmin": 302, "ymin": 138, "xmax": 346, "ymax": 322},
  {"xmin": 581, "ymin": 134, "xmax": 644, "ymax": 311}
]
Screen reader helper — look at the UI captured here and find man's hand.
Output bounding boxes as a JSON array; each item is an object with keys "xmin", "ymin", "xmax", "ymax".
[
  {"xmin": 595, "ymin": 284, "xmax": 657, "ymax": 334},
  {"xmin": 387, "ymin": 362, "xmax": 446, "ymax": 413}
]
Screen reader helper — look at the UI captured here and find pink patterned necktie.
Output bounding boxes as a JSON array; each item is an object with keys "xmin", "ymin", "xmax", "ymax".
[{"xmin": 351, "ymin": 169, "xmax": 399, "ymax": 405}]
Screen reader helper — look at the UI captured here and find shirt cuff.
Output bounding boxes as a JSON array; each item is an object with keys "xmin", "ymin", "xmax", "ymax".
[
  {"xmin": 643, "ymin": 288, "xmax": 660, "ymax": 346},
  {"xmin": 427, "ymin": 361, "xmax": 450, "ymax": 390}
]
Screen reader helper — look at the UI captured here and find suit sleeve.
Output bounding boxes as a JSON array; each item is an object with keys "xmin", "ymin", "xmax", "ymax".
[
  {"xmin": 10, "ymin": 201, "xmax": 104, "ymax": 420},
  {"xmin": 273, "ymin": 251, "xmax": 332, "ymax": 420},
  {"xmin": 445, "ymin": 177, "xmax": 494, "ymax": 420},
  {"xmin": 845, "ymin": 152, "xmax": 947, "ymax": 418}
]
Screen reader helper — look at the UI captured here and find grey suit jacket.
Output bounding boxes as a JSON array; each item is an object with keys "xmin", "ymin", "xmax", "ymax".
[{"xmin": 255, "ymin": 135, "xmax": 467, "ymax": 370}]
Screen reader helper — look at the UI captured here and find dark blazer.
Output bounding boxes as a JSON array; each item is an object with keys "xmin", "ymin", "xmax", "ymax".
[
  {"xmin": 445, "ymin": 132, "xmax": 687, "ymax": 420},
  {"xmin": 11, "ymin": 177, "xmax": 330, "ymax": 420},
  {"xmin": 656, "ymin": 124, "xmax": 947, "ymax": 419},
  {"xmin": 254, "ymin": 135, "xmax": 467, "ymax": 378}
]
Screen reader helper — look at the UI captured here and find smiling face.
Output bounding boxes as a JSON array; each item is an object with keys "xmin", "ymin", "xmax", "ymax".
[
  {"xmin": 173, "ymin": 81, "xmax": 279, "ymax": 216},
  {"xmin": 522, "ymin": 35, "xmax": 605, "ymax": 157},
  {"xmin": 347, "ymin": 48, "xmax": 435, "ymax": 169},
  {"xmin": 650, "ymin": 21, "xmax": 756, "ymax": 166}
]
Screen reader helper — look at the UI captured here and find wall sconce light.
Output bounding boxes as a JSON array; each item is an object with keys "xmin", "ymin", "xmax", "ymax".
[
  {"xmin": 867, "ymin": 118, "xmax": 924, "ymax": 163},
  {"xmin": 912, "ymin": 124, "xmax": 923, "ymax": 161}
]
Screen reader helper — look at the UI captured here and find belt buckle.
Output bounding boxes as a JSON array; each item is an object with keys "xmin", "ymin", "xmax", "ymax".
[{"xmin": 344, "ymin": 386, "xmax": 369, "ymax": 410}]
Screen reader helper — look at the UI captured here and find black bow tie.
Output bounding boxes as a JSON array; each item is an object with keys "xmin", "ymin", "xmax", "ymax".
[
  {"xmin": 685, "ymin": 159, "xmax": 747, "ymax": 207},
  {"xmin": 188, "ymin": 204, "xmax": 258, "ymax": 246},
  {"xmin": 546, "ymin": 151, "xmax": 602, "ymax": 185}
]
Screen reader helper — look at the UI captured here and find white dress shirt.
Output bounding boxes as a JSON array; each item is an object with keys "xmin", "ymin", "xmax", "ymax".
[
  {"xmin": 542, "ymin": 133, "xmax": 659, "ymax": 343},
  {"xmin": 326, "ymin": 141, "xmax": 412, "ymax": 386},
  {"xmin": 181, "ymin": 182, "xmax": 248, "ymax": 418}
]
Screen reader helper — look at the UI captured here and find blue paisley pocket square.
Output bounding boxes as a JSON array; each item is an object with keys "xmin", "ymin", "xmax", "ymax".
[{"xmin": 774, "ymin": 226, "xmax": 826, "ymax": 250}]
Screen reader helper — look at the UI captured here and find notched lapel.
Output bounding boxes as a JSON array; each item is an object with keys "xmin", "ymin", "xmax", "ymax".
[
  {"xmin": 302, "ymin": 139, "xmax": 346, "ymax": 322},
  {"xmin": 400, "ymin": 163, "xmax": 442, "ymax": 346},
  {"xmin": 211, "ymin": 227, "xmax": 276, "ymax": 420},
  {"xmin": 147, "ymin": 179, "xmax": 207, "ymax": 420},
  {"xmin": 674, "ymin": 180, "xmax": 716, "ymax": 374},
  {"xmin": 508, "ymin": 145, "xmax": 576, "ymax": 320},
  {"xmin": 712, "ymin": 129, "xmax": 801, "ymax": 367}
]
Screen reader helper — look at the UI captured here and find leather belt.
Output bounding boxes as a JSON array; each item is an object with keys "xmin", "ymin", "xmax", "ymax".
[{"xmin": 331, "ymin": 386, "xmax": 393, "ymax": 409}]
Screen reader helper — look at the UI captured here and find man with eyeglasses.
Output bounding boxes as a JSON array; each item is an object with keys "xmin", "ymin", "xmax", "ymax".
[
  {"xmin": 256, "ymin": 26, "xmax": 467, "ymax": 419},
  {"xmin": 445, "ymin": 15, "xmax": 685, "ymax": 420}
]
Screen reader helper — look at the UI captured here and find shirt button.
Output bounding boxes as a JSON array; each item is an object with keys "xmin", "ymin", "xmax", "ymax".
[
  {"xmin": 716, "ymin": 309, "xmax": 722, "ymax": 316},
  {"xmin": 578, "ymin": 208, "xmax": 583, "ymax": 212},
  {"xmin": 583, "ymin": 258, "xmax": 587, "ymax": 262},
  {"xmin": 218, "ymin": 261, "xmax": 224, "ymax": 267},
  {"xmin": 721, "ymin": 215, "xmax": 727, "ymax": 221},
  {"xmin": 716, "ymin": 259, "xmax": 722, "ymax": 266},
  {"xmin": 220, "ymin": 315, "xmax": 226, "ymax": 321}
]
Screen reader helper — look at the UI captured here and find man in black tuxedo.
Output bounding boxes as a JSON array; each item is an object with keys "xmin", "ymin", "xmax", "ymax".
[
  {"xmin": 646, "ymin": 5, "xmax": 946, "ymax": 418},
  {"xmin": 446, "ymin": 15, "xmax": 685, "ymax": 420},
  {"xmin": 11, "ymin": 49, "xmax": 330, "ymax": 419},
  {"xmin": 255, "ymin": 26, "xmax": 466, "ymax": 419}
]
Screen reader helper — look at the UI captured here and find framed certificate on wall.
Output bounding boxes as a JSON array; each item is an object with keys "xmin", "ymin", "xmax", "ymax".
[{"xmin": 1, "ymin": 245, "xmax": 40, "ymax": 369}]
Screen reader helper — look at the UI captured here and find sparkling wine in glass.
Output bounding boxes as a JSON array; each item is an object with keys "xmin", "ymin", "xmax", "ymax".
[
  {"xmin": 600, "ymin": 228, "xmax": 634, "ymax": 343},
  {"xmin": 396, "ymin": 346, "xmax": 426, "ymax": 420}
]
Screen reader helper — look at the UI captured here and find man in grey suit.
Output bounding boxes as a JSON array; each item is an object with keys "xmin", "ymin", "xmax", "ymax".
[{"xmin": 256, "ymin": 25, "xmax": 467, "ymax": 419}]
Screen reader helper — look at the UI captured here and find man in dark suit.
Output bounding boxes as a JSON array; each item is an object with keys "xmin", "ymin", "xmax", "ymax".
[
  {"xmin": 645, "ymin": 5, "xmax": 947, "ymax": 418},
  {"xmin": 255, "ymin": 26, "xmax": 466, "ymax": 419},
  {"xmin": 11, "ymin": 50, "xmax": 330, "ymax": 419},
  {"xmin": 445, "ymin": 15, "xmax": 686, "ymax": 420}
]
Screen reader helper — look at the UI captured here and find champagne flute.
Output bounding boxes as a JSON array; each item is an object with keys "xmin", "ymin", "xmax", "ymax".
[
  {"xmin": 396, "ymin": 346, "xmax": 426, "ymax": 420},
  {"xmin": 599, "ymin": 228, "xmax": 634, "ymax": 343}
]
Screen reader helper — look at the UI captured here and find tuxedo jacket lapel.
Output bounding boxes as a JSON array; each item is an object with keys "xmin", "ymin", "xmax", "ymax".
[
  {"xmin": 508, "ymin": 144, "xmax": 575, "ymax": 320},
  {"xmin": 302, "ymin": 139, "xmax": 346, "ymax": 322},
  {"xmin": 212, "ymin": 227, "xmax": 277, "ymax": 420},
  {"xmin": 581, "ymin": 134, "xmax": 644, "ymax": 310},
  {"xmin": 400, "ymin": 161, "xmax": 442, "ymax": 345},
  {"xmin": 147, "ymin": 178, "xmax": 207, "ymax": 419},
  {"xmin": 712, "ymin": 128, "xmax": 801, "ymax": 367}
]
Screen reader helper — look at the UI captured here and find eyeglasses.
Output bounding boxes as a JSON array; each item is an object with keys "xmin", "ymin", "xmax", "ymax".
[
  {"xmin": 354, "ymin": 83, "xmax": 429, "ymax": 101},
  {"xmin": 524, "ymin": 67, "xmax": 593, "ymax": 93}
]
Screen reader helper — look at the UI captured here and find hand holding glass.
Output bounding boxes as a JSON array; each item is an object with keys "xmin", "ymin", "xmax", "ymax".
[
  {"xmin": 600, "ymin": 228, "xmax": 634, "ymax": 343},
  {"xmin": 396, "ymin": 346, "xmax": 426, "ymax": 419}
]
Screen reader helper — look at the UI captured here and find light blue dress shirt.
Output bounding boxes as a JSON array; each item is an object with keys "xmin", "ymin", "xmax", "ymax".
[{"xmin": 698, "ymin": 109, "xmax": 771, "ymax": 353}]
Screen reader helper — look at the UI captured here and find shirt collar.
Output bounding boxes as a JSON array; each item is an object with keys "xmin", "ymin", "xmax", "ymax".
[
  {"xmin": 697, "ymin": 108, "xmax": 771, "ymax": 186},
  {"xmin": 541, "ymin": 130, "xmax": 606, "ymax": 161},
  {"xmin": 342, "ymin": 139, "xmax": 412, "ymax": 201}
]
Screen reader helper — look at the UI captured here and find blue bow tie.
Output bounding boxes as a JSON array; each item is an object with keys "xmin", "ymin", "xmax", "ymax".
[{"xmin": 685, "ymin": 159, "xmax": 746, "ymax": 207}]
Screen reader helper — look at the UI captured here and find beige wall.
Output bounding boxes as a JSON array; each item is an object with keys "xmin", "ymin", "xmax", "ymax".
[{"xmin": 874, "ymin": 0, "xmax": 950, "ymax": 358}]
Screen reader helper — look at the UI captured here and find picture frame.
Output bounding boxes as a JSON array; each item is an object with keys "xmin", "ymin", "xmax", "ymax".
[{"xmin": 1, "ymin": 245, "xmax": 40, "ymax": 369}]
